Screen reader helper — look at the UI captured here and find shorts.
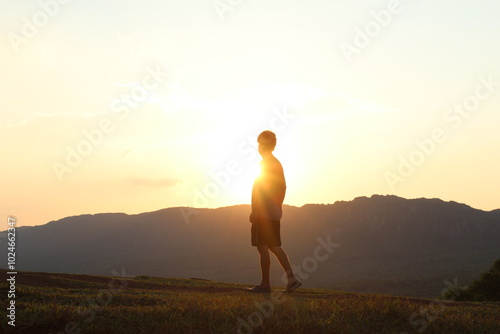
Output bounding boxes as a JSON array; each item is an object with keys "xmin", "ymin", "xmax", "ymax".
[{"xmin": 251, "ymin": 218, "xmax": 281, "ymax": 247}]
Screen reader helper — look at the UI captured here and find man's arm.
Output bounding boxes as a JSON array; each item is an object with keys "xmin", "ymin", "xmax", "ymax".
[
  {"xmin": 276, "ymin": 180, "xmax": 286, "ymax": 206},
  {"xmin": 274, "ymin": 162, "xmax": 286, "ymax": 206}
]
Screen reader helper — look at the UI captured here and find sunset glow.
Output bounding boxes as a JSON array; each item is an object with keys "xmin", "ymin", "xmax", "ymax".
[{"xmin": 1, "ymin": 1, "xmax": 500, "ymax": 227}]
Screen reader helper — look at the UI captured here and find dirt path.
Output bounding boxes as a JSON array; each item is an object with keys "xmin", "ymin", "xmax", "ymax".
[{"xmin": 9, "ymin": 270, "xmax": 241, "ymax": 294}]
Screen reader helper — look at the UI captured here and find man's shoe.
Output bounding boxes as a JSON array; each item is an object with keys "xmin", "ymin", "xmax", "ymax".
[
  {"xmin": 246, "ymin": 285, "xmax": 271, "ymax": 293},
  {"xmin": 283, "ymin": 280, "xmax": 302, "ymax": 293}
]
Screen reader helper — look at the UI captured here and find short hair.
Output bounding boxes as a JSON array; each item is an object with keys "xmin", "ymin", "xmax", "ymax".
[{"xmin": 257, "ymin": 130, "xmax": 277, "ymax": 150}]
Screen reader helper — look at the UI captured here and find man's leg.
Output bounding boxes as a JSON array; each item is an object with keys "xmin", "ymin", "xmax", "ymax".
[
  {"xmin": 269, "ymin": 246, "xmax": 297, "ymax": 285},
  {"xmin": 257, "ymin": 245, "xmax": 271, "ymax": 287}
]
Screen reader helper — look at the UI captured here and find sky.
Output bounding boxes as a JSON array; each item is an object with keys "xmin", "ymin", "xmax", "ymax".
[{"xmin": 1, "ymin": 0, "xmax": 499, "ymax": 227}]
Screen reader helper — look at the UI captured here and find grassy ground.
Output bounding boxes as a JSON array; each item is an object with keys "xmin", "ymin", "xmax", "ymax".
[{"xmin": 1, "ymin": 269, "xmax": 499, "ymax": 334}]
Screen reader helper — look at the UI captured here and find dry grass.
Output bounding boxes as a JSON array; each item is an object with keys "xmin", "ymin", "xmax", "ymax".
[{"xmin": 1, "ymin": 269, "xmax": 499, "ymax": 334}]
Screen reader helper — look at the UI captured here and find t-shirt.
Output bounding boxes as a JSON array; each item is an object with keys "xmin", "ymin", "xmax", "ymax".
[{"xmin": 251, "ymin": 155, "xmax": 286, "ymax": 221}]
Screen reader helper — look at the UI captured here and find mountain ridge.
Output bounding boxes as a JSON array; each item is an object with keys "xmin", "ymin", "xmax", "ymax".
[
  {"xmin": 2, "ymin": 195, "xmax": 499, "ymax": 298},
  {"xmin": 14, "ymin": 194, "xmax": 497, "ymax": 232}
]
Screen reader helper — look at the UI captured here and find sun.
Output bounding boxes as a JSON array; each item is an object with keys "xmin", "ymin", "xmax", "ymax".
[
  {"xmin": 223, "ymin": 159, "xmax": 261, "ymax": 204},
  {"xmin": 222, "ymin": 143, "xmax": 302, "ymax": 206}
]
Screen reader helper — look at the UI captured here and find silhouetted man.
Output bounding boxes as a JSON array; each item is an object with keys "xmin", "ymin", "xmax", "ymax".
[{"xmin": 247, "ymin": 130, "xmax": 301, "ymax": 293}]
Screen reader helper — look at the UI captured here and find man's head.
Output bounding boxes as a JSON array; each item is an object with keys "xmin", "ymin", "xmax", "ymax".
[{"xmin": 257, "ymin": 130, "xmax": 276, "ymax": 156}]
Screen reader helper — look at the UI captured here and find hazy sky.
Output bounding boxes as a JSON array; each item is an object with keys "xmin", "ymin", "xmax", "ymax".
[{"xmin": 1, "ymin": 0, "xmax": 499, "ymax": 227}]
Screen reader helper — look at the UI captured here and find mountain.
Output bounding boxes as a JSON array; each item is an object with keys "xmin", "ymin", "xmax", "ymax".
[{"xmin": 2, "ymin": 195, "xmax": 499, "ymax": 298}]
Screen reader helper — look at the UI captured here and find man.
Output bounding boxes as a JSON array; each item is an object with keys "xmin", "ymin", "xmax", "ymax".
[{"xmin": 247, "ymin": 130, "xmax": 301, "ymax": 293}]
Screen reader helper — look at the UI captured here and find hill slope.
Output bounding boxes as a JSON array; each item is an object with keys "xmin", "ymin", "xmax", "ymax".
[
  {"xmin": 1, "ymin": 269, "xmax": 498, "ymax": 334},
  {"xmin": 1, "ymin": 195, "xmax": 500, "ymax": 298}
]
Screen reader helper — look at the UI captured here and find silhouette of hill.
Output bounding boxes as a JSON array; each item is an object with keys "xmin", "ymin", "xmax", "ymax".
[{"xmin": 2, "ymin": 195, "xmax": 499, "ymax": 298}]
